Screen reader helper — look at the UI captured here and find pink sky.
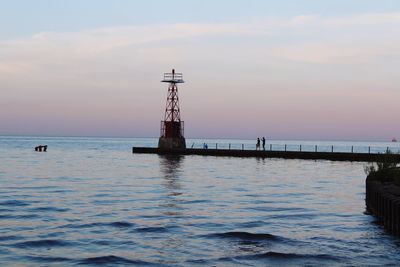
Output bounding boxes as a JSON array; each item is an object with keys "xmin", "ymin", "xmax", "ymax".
[{"xmin": 0, "ymin": 13, "xmax": 399, "ymax": 140}]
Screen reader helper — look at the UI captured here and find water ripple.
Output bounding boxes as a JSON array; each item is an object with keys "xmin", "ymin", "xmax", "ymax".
[
  {"xmin": 0, "ymin": 200, "xmax": 29, "ymax": 207},
  {"xmin": 60, "ymin": 221, "xmax": 135, "ymax": 229},
  {"xmin": 13, "ymin": 239, "xmax": 74, "ymax": 248},
  {"xmin": 135, "ymin": 226, "xmax": 177, "ymax": 233},
  {"xmin": 210, "ymin": 231, "xmax": 280, "ymax": 241},
  {"xmin": 24, "ymin": 255, "xmax": 72, "ymax": 263},
  {"xmin": 77, "ymin": 255, "xmax": 154, "ymax": 265},
  {"xmin": 0, "ymin": 235, "xmax": 23, "ymax": 242},
  {"xmin": 28, "ymin": 206, "xmax": 70, "ymax": 212},
  {"xmin": 247, "ymin": 251, "xmax": 339, "ymax": 260},
  {"xmin": 0, "ymin": 214, "xmax": 40, "ymax": 219}
]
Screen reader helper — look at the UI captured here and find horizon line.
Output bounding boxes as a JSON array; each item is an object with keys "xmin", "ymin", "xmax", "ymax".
[{"xmin": 0, "ymin": 134, "xmax": 396, "ymax": 143}]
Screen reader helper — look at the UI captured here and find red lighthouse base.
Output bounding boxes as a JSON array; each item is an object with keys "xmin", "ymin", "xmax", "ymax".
[
  {"xmin": 158, "ymin": 136, "xmax": 186, "ymax": 149},
  {"xmin": 158, "ymin": 120, "xmax": 186, "ymax": 149}
]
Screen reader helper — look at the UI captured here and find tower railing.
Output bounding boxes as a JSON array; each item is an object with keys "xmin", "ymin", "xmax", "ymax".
[{"xmin": 162, "ymin": 72, "xmax": 184, "ymax": 83}]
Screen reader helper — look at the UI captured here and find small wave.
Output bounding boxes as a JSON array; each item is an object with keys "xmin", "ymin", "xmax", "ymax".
[
  {"xmin": 135, "ymin": 226, "xmax": 171, "ymax": 233},
  {"xmin": 90, "ymin": 193, "xmax": 111, "ymax": 197},
  {"xmin": 0, "ymin": 208, "xmax": 14, "ymax": 212},
  {"xmin": 25, "ymin": 255, "xmax": 72, "ymax": 263},
  {"xmin": 239, "ymin": 251, "xmax": 339, "ymax": 261},
  {"xmin": 188, "ymin": 222, "xmax": 225, "ymax": 229},
  {"xmin": 0, "ymin": 200, "xmax": 29, "ymax": 207},
  {"xmin": 62, "ymin": 221, "xmax": 135, "ymax": 229},
  {"xmin": 248, "ymin": 199, "xmax": 277, "ymax": 204},
  {"xmin": 47, "ymin": 189, "xmax": 75, "ymax": 193},
  {"xmin": 234, "ymin": 221, "xmax": 266, "ymax": 228},
  {"xmin": 77, "ymin": 255, "xmax": 151, "ymax": 265},
  {"xmin": 211, "ymin": 231, "xmax": 279, "ymax": 241},
  {"xmin": 93, "ymin": 212, "xmax": 117, "ymax": 217},
  {"xmin": 28, "ymin": 206, "xmax": 69, "ymax": 212},
  {"xmin": 91, "ymin": 240, "xmax": 112, "ymax": 246},
  {"xmin": 187, "ymin": 256, "xmax": 236, "ymax": 265},
  {"xmin": 109, "ymin": 221, "xmax": 135, "ymax": 228},
  {"xmin": 268, "ymin": 213, "xmax": 317, "ymax": 220},
  {"xmin": 185, "ymin": 259, "xmax": 209, "ymax": 264},
  {"xmin": 92, "ymin": 199, "xmax": 120, "ymax": 205},
  {"xmin": 13, "ymin": 239, "xmax": 73, "ymax": 248},
  {"xmin": 91, "ymin": 240, "xmax": 136, "ymax": 246},
  {"xmin": 3, "ymin": 186, "xmax": 59, "ymax": 190},
  {"xmin": 0, "ymin": 235, "xmax": 22, "ymax": 241},
  {"xmin": 61, "ymin": 222, "xmax": 100, "ymax": 229},
  {"xmin": 0, "ymin": 214, "xmax": 40, "ymax": 219},
  {"xmin": 0, "ymin": 214, "xmax": 14, "ymax": 219},
  {"xmin": 181, "ymin": 199, "xmax": 210, "ymax": 204},
  {"xmin": 248, "ymin": 206, "xmax": 311, "ymax": 212},
  {"xmin": 0, "ymin": 247, "xmax": 10, "ymax": 255}
]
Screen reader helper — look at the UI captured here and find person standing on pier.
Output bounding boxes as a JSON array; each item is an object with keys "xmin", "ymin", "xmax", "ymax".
[
  {"xmin": 256, "ymin": 138, "xmax": 260, "ymax": 150},
  {"xmin": 262, "ymin": 137, "xmax": 266, "ymax": 150}
]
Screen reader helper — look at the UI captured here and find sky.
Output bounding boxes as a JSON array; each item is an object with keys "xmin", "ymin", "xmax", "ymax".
[{"xmin": 0, "ymin": 0, "xmax": 399, "ymax": 140}]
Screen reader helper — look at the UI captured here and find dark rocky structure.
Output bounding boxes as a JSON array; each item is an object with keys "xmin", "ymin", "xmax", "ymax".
[
  {"xmin": 366, "ymin": 178, "xmax": 400, "ymax": 235},
  {"xmin": 34, "ymin": 145, "xmax": 47, "ymax": 152}
]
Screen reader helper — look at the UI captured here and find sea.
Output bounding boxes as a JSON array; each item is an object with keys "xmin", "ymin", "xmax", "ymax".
[{"xmin": 1, "ymin": 136, "xmax": 400, "ymax": 266}]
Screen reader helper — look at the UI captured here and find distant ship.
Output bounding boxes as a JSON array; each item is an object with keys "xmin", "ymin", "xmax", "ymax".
[{"xmin": 392, "ymin": 138, "xmax": 397, "ymax": 142}]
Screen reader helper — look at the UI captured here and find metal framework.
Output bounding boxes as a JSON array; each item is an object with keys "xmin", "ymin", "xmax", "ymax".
[
  {"xmin": 160, "ymin": 69, "xmax": 184, "ymax": 138},
  {"xmin": 163, "ymin": 83, "xmax": 181, "ymax": 122}
]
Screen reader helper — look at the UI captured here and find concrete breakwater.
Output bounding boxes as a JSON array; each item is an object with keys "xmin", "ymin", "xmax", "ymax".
[
  {"xmin": 366, "ymin": 179, "xmax": 400, "ymax": 235},
  {"xmin": 132, "ymin": 147, "xmax": 400, "ymax": 162}
]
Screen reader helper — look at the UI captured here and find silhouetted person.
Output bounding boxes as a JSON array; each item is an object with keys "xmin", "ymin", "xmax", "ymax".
[
  {"xmin": 262, "ymin": 137, "xmax": 266, "ymax": 150},
  {"xmin": 256, "ymin": 138, "xmax": 260, "ymax": 150},
  {"xmin": 43, "ymin": 145, "xmax": 47, "ymax": 152}
]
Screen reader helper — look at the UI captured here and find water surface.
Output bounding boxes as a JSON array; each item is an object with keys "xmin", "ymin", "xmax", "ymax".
[{"xmin": 0, "ymin": 136, "xmax": 399, "ymax": 266}]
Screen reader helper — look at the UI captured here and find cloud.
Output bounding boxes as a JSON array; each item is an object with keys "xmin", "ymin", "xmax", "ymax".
[
  {"xmin": 0, "ymin": 12, "xmax": 399, "ymax": 70},
  {"xmin": 1, "ymin": 23, "xmax": 248, "ymax": 58},
  {"xmin": 272, "ymin": 42, "xmax": 400, "ymax": 64},
  {"xmin": 0, "ymin": 61, "xmax": 35, "ymax": 75},
  {"xmin": 323, "ymin": 12, "xmax": 400, "ymax": 27}
]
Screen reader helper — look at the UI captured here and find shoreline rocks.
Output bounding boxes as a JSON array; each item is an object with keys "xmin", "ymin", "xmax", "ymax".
[{"xmin": 366, "ymin": 178, "xmax": 400, "ymax": 235}]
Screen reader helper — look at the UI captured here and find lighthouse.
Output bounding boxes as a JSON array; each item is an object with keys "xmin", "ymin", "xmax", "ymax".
[{"xmin": 158, "ymin": 69, "xmax": 186, "ymax": 149}]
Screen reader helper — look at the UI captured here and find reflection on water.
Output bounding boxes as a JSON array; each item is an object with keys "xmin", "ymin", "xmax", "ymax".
[
  {"xmin": 158, "ymin": 155, "xmax": 186, "ymax": 260},
  {"xmin": 159, "ymin": 155, "xmax": 184, "ymax": 218},
  {"xmin": 159, "ymin": 155, "xmax": 183, "ymax": 192}
]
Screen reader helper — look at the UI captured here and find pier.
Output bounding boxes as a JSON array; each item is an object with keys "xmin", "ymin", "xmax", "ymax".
[
  {"xmin": 132, "ymin": 147, "xmax": 400, "ymax": 162},
  {"xmin": 135, "ymin": 69, "xmax": 400, "ymax": 163}
]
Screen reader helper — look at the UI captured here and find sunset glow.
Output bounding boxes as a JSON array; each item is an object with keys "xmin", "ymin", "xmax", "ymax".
[{"xmin": 0, "ymin": 1, "xmax": 399, "ymax": 140}]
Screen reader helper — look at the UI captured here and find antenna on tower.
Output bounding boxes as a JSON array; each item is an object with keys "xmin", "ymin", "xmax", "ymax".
[{"xmin": 158, "ymin": 69, "xmax": 186, "ymax": 149}]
